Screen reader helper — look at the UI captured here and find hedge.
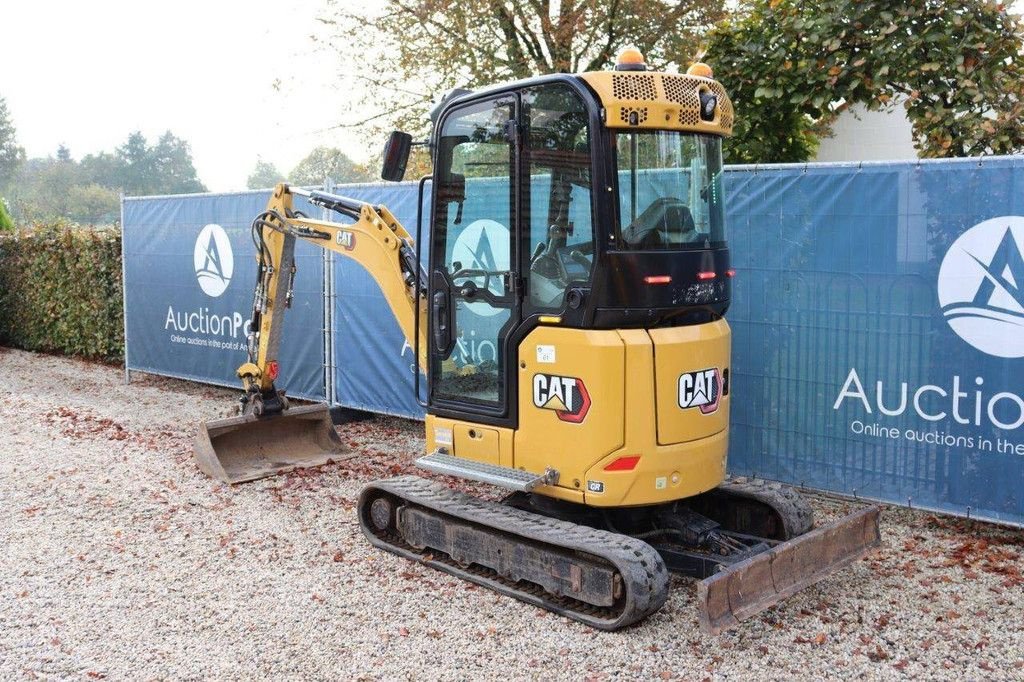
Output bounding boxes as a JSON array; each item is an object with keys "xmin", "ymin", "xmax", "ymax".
[
  {"xmin": 0, "ymin": 223, "xmax": 124, "ymax": 361},
  {"xmin": 0, "ymin": 199, "xmax": 13, "ymax": 232}
]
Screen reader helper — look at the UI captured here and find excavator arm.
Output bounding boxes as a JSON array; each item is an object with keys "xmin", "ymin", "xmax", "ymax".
[
  {"xmin": 239, "ymin": 183, "xmax": 427, "ymax": 412},
  {"xmin": 194, "ymin": 183, "xmax": 427, "ymax": 483}
]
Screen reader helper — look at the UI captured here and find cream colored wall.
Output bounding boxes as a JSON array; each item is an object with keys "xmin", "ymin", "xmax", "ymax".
[{"xmin": 814, "ymin": 101, "xmax": 918, "ymax": 162}]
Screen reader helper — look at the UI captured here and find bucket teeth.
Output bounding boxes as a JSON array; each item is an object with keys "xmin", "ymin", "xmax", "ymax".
[
  {"xmin": 697, "ymin": 506, "xmax": 881, "ymax": 634},
  {"xmin": 193, "ymin": 403, "xmax": 349, "ymax": 484}
]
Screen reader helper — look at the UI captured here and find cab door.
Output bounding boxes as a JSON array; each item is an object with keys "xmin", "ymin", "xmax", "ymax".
[{"xmin": 428, "ymin": 96, "xmax": 520, "ymax": 420}]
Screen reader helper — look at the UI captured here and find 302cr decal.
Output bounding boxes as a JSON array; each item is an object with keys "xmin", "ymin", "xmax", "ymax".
[
  {"xmin": 533, "ymin": 374, "xmax": 591, "ymax": 423},
  {"xmin": 678, "ymin": 368, "xmax": 722, "ymax": 415}
]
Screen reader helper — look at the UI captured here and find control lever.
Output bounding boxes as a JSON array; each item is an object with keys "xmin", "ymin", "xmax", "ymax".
[{"xmin": 570, "ymin": 250, "xmax": 591, "ymax": 269}]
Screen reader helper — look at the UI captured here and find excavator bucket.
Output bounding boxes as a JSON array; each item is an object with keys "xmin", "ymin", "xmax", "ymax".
[
  {"xmin": 697, "ymin": 506, "xmax": 881, "ymax": 634},
  {"xmin": 194, "ymin": 403, "xmax": 349, "ymax": 484}
]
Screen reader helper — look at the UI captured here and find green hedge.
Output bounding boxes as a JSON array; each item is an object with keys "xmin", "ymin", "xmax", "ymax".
[
  {"xmin": 0, "ymin": 224, "xmax": 124, "ymax": 361},
  {"xmin": 0, "ymin": 199, "xmax": 13, "ymax": 232}
]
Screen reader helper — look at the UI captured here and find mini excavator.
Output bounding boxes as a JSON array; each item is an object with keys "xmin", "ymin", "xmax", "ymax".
[{"xmin": 194, "ymin": 50, "xmax": 880, "ymax": 633}]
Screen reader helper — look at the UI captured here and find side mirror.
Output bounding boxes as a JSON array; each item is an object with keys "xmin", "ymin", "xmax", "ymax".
[{"xmin": 381, "ymin": 131, "xmax": 412, "ymax": 182}]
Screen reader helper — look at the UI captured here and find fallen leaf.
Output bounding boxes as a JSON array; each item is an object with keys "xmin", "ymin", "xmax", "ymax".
[{"xmin": 867, "ymin": 645, "xmax": 890, "ymax": 662}]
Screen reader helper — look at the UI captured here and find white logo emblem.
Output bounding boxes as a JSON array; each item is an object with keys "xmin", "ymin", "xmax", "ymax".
[
  {"xmin": 194, "ymin": 224, "xmax": 234, "ymax": 298},
  {"xmin": 938, "ymin": 216, "xmax": 1024, "ymax": 358},
  {"xmin": 678, "ymin": 368, "xmax": 721, "ymax": 414},
  {"xmin": 450, "ymin": 219, "xmax": 509, "ymax": 316}
]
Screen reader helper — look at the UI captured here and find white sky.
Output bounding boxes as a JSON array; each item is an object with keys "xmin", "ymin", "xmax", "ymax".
[{"xmin": 1, "ymin": 0, "xmax": 385, "ymax": 192}]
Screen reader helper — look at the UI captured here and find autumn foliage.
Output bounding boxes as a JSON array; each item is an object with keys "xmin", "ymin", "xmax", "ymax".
[{"xmin": 706, "ymin": 0, "xmax": 1024, "ymax": 162}]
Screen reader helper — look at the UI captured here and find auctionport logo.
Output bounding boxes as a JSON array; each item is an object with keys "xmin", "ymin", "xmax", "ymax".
[
  {"xmin": 451, "ymin": 219, "xmax": 509, "ymax": 317},
  {"xmin": 193, "ymin": 224, "xmax": 234, "ymax": 298},
  {"xmin": 938, "ymin": 216, "xmax": 1024, "ymax": 358}
]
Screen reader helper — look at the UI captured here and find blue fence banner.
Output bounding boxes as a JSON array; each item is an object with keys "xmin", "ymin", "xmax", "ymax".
[
  {"xmin": 121, "ymin": 157, "xmax": 1024, "ymax": 526},
  {"xmin": 324, "ymin": 182, "xmax": 427, "ymax": 418},
  {"xmin": 725, "ymin": 157, "xmax": 1024, "ymax": 526},
  {"xmin": 122, "ymin": 190, "xmax": 326, "ymax": 400}
]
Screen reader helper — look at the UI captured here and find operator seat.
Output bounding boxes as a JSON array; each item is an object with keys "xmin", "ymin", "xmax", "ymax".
[{"xmin": 622, "ymin": 197, "xmax": 696, "ymax": 248}]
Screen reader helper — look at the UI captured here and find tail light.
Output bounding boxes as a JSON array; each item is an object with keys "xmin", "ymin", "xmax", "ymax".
[{"xmin": 604, "ymin": 456, "xmax": 641, "ymax": 471}]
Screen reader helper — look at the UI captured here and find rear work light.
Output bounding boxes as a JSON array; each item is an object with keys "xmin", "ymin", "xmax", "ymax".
[
  {"xmin": 696, "ymin": 271, "xmax": 716, "ymax": 281},
  {"xmin": 644, "ymin": 275, "xmax": 672, "ymax": 285},
  {"xmin": 604, "ymin": 456, "xmax": 641, "ymax": 471}
]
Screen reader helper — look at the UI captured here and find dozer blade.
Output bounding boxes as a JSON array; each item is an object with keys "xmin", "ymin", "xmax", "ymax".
[
  {"xmin": 194, "ymin": 403, "xmax": 349, "ymax": 484},
  {"xmin": 697, "ymin": 505, "xmax": 881, "ymax": 634}
]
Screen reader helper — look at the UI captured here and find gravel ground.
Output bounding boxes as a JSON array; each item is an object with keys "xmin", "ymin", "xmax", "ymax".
[{"xmin": 1, "ymin": 346, "xmax": 1022, "ymax": 681}]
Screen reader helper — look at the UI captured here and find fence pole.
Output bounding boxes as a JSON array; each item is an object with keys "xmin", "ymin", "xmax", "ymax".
[
  {"xmin": 322, "ymin": 177, "xmax": 336, "ymax": 407},
  {"xmin": 120, "ymin": 192, "xmax": 131, "ymax": 385}
]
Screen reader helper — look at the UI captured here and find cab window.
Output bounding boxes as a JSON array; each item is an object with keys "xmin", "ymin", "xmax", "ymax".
[
  {"xmin": 615, "ymin": 131, "xmax": 725, "ymax": 250},
  {"xmin": 522, "ymin": 84, "xmax": 594, "ymax": 313}
]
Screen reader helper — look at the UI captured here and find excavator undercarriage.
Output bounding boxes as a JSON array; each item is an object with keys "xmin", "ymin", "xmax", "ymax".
[{"xmin": 360, "ymin": 475, "xmax": 880, "ymax": 633}]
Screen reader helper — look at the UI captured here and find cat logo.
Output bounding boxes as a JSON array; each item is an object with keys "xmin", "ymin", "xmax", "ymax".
[
  {"xmin": 336, "ymin": 230, "xmax": 356, "ymax": 250},
  {"xmin": 678, "ymin": 368, "xmax": 721, "ymax": 415},
  {"xmin": 532, "ymin": 373, "xmax": 591, "ymax": 423}
]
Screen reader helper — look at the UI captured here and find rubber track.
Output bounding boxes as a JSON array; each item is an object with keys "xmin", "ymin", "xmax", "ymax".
[
  {"xmin": 717, "ymin": 477, "xmax": 815, "ymax": 539},
  {"xmin": 358, "ymin": 476, "xmax": 669, "ymax": 630}
]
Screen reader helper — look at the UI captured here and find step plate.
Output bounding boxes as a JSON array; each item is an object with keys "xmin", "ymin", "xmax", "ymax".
[{"xmin": 415, "ymin": 452, "xmax": 552, "ymax": 491}]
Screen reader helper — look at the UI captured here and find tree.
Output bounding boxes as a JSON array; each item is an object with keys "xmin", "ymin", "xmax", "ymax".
[
  {"xmin": 115, "ymin": 131, "xmax": 153, "ymax": 195},
  {"xmin": 318, "ymin": 0, "xmax": 726, "ymax": 135},
  {"xmin": 706, "ymin": 0, "xmax": 1024, "ymax": 162},
  {"xmin": 247, "ymin": 159, "xmax": 286, "ymax": 189},
  {"xmin": 66, "ymin": 184, "xmax": 119, "ymax": 224},
  {"xmin": 0, "ymin": 96, "xmax": 25, "ymax": 189},
  {"xmin": 8, "ymin": 157, "xmax": 79, "ymax": 221},
  {"xmin": 151, "ymin": 132, "xmax": 206, "ymax": 194},
  {"xmin": 79, "ymin": 151, "xmax": 122, "ymax": 189},
  {"xmin": 7, "ymin": 130, "xmax": 205, "ymax": 224},
  {"xmin": 114, "ymin": 131, "xmax": 206, "ymax": 196},
  {"xmin": 289, "ymin": 147, "xmax": 376, "ymax": 185}
]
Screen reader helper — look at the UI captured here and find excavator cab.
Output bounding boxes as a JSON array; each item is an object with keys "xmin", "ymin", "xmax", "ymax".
[{"xmin": 418, "ymin": 73, "xmax": 734, "ymax": 504}]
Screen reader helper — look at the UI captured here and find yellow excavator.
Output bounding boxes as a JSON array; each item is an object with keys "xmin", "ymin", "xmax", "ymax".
[{"xmin": 194, "ymin": 50, "xmax": 880, "ymax": 633}]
